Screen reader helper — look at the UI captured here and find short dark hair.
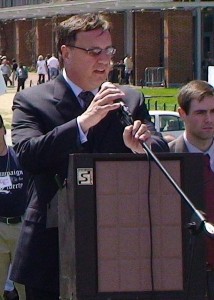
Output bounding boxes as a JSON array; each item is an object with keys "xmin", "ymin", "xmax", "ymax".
[
  {"xmin": 0, "ymin": 114, "xmax": 6, "ymax": 134},
  {"xmin": 0, "ymin": 115, "xmax": 4, "ymax": 128},
  {"xmin": 178, "ymin": 80, "xmax": 214, "ymax": 114},
  {"xmin": 56, "ymin": 13, "xmax": 111, "ymax": 55}
]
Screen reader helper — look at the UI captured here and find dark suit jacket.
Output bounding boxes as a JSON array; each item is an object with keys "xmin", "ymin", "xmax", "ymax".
[{"xmin": 10, "ymin": 74, "xmax": 169, "ymax": 293}]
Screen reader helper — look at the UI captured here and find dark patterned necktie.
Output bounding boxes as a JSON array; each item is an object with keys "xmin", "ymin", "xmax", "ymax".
[
  {"xmin": 79, "ymin": 91, "xmax": 94, "ymax": 109},
  {"xmin": 78, "ymin": 91, "xmax": 94, "ymax": 152}
]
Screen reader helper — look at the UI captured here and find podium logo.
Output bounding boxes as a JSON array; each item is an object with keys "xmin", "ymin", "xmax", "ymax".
[{"xmin": 77, "ymin": 168, "xmax": 93, "ymax": 185}]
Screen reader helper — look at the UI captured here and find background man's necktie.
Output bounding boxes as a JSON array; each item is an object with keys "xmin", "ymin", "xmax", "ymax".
[{"xmin": 79, "ymin": 91, "xmax": 94, "ymax": 109}]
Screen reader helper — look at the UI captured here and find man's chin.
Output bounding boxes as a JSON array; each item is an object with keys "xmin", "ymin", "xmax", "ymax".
[
  {"xmin": 95, "ymin": 78, "xmax": 107, "ymax": 87},
  {"xmin": 200, "ymin": 132, "xmax": 214, "ymax": 140},
  {"xmin": 94, "ymin": 71, "xmax": 107, "ymax": 80}
]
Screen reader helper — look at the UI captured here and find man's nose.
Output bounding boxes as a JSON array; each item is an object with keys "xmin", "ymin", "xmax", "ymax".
[
  {"xmin": 205, "ymin": 112, "xmax": 213, "ymax": 122},
  {"xmin": 97, "ymin": 51, "xmax": 112, "ymax": 62}
]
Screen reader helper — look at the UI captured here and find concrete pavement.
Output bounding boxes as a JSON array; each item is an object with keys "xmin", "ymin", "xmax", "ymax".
[{"xmin": 0, "ymin": 72, "xmax": 38, "ymax": 145}]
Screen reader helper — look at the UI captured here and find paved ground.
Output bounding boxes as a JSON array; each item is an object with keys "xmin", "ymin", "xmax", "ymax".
[{"xmin": 0, "ymin": 72, "xmax": 38, "ymax": 145}]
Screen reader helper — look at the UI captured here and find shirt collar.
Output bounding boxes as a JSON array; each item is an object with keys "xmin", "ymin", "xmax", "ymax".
[
  {"xmin": 183, "ymin": 131, "xmax": 214, "ymax": 157},
  {"xmin": 62, "ymin": 68, "xmax": 98, "ymax": 97},
  {"xmin": 183, "ymin": 131, "xmax": 214, "ymax": 172}
]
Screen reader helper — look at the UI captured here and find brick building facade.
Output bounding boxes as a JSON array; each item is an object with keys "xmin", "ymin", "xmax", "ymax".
[{"xmin": 0, "ymin": 8, "xmax": 201, "ymax": 86}]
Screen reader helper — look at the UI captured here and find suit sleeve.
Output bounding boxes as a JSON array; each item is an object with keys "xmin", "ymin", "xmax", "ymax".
[
  {"xmin": 12, "ymin": 91, "xmax": 82, "ymax": 174},
  {"xmin": 129, "ymin": 91, "xmax": 169, "ymax": 152}
]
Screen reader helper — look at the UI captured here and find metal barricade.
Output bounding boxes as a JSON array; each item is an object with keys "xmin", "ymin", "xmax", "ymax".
[{"xmin": 144, "ymin": 67, "xmax": 166, "ymax": 87}]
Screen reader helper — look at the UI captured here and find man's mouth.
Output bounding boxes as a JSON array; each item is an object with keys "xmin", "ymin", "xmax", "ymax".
[
  {"xmin": 94, "ymin": 69, "xmax": 105, "ymax": 74},
  {"xmin": 202, "ymin": 127, "xmax": 213, "ymax": 131}
]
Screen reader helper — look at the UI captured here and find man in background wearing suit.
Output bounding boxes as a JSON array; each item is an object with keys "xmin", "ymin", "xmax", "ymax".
[
  {"xmin": 10, "ymin": 13, "xmax": 169, "ymax": 300},
  {"xmin": 169, "ymin": 80, "xmax": 214, "ymax": 297},
  {"xmin": 169, "ymin": 80, "xmax": 214, "ymax": 154}
]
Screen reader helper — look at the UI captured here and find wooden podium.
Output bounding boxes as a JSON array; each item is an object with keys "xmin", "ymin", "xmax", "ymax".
[{"xmin": 58, "ymin": 153, "xmax": 206, "ymax": 300}]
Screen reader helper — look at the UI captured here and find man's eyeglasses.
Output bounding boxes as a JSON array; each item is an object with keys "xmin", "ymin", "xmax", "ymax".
[{"xmin": 69, "ymin": 45, "xmax": 116, "ymax": 57}]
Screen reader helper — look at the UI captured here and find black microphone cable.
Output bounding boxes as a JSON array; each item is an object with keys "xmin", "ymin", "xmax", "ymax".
[
  {"xmin": 118, "ymin": 102, "xmax": 155, "ymax": 297},
  {"xmin": 146, "ymin": 149, "xmax": 155, "ymax": 296}
]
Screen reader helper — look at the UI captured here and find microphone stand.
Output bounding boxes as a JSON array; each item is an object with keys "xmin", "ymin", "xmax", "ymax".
[
  {"xmin": 142, "ymin": 141, "xmax": 214, "ymax": 238},
  {"xmin": 119, "ymin": 103, "xmax": 214, "ymax": 239}
]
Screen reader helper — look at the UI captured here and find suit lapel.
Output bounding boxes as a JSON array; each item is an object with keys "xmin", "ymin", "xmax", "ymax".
[
  {"xmin": 174, "ymin": 135, "xmax": 189, "ymax": 152},
  {"xmin": 54, "ymin": 75, "xmax": 83, "ymax": 122}
]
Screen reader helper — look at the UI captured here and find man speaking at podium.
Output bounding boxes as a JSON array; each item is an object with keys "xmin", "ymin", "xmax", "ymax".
[{"xmin": 10, "ymin": 13, "xmax": 168, "ymax": 300}]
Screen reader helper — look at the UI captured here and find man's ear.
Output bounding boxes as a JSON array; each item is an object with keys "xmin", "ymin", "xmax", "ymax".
[
  {"xmin": 61, "ymin": 45, "xmax": 71, "ymax": 61},
  {"xmin": 178, "ymin": 107, "xmax": 186, "ymax": 119}
]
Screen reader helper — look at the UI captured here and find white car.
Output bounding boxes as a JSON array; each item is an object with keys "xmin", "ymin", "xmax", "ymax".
[{"xmin": 149, "ymin": 110, "xmax": 185, "ymax": 139}]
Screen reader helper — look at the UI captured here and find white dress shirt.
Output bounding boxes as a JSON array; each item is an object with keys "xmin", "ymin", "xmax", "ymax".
[{"xmin": 62, "ymin": 69, "xmax": 98, "ymax": 143}]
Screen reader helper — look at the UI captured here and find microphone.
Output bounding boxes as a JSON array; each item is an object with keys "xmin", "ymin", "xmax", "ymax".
[
  {"xmin": 117, "ymin": 101, "xmax": 134, "ymax": 127},
  {"xmin": 117, "ymin": 100, "xmax": 151, "ymax": 154},
  {"xmin": 117, "ymin": 100, "xmax": 152, "ymax": 154}
]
